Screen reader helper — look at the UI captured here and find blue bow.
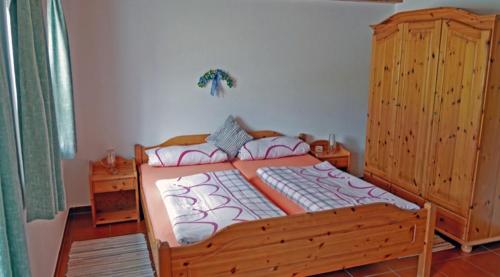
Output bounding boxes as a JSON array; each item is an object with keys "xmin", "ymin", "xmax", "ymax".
[{"xmin": 210, "ymin": 69, "xmax": 222, "ymax": 96}]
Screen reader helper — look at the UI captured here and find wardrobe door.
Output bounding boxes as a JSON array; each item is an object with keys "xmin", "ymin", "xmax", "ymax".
[
  {"xmin": 391, "ymin": 21, "xmax": 442, "ymax": 196},
  {"xmin": 365, "ymin": 24, "xmax": 404, "ymax": 179},
  {"xmin": 427, "ymin": 20, "xmax": 491, "ymax": 217}
]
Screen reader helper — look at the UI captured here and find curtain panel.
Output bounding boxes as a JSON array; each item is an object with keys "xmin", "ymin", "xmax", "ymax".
[
  {"xmin": 0, "ymin": 0, "xmax": 31, "ymax": 275},
  {"xmin": 47, "ymin": 0, "xmax": 76, "ymax": 159},
  {"xmin": 11, "ymin": 0, "xmax": 66, "ymax": 221}
]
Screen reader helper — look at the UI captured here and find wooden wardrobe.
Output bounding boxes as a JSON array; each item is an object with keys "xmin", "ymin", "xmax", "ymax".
[{"xmin": 364, "ymin": 7, "xmax": 500, "ymax": 252}]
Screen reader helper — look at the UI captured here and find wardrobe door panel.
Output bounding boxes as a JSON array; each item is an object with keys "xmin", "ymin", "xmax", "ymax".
[
  {"xmin": 365, "ymin": 25, "xmax": 403, "ymax": 179},
  {"xmin": 391, "ymin": 21, "xmax": 442, "ymax": 196},
  {"xmin": 428, "ymin": 20, "xmax": 491, "ymax": 217}
]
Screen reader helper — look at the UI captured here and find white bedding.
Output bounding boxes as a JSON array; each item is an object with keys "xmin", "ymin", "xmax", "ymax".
[
  {"xmin": 257, "ymin": 162, "xmax": 420, "ymax": 212},
  {"xmin": 156, "ymin": 170, "xmax": 285, "ymax": 244}
]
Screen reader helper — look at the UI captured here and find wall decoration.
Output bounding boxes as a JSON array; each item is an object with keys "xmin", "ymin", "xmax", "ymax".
[{"xmin": 197, "ymin": 69, "xmax": 234, "ymax": 96}]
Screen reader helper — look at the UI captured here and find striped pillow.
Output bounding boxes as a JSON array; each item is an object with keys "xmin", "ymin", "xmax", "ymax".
[{"xmin": 207, "ymin": 116, "xmax": 253, "ymax": 159}]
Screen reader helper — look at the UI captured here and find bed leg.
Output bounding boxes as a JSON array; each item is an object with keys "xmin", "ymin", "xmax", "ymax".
[
  {"xmin": 159, "ymin": 242, "xmax": 173, "ymax": 277},
  {"xmin": 417, "ymin": 202, "xmax": 436, "ymax": 277},
  {"xmin": 461, "ymin": 244, "xmax": 473, "ymax": 253}
]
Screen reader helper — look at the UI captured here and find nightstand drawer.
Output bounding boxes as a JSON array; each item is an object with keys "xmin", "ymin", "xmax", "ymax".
[
  {"xmin": 94, "ymin": 179, "xmax": 135, "ymax": 193},
  {"xmin": 326, "ymin": 157, "xmax": 348, "ymax": 168}
]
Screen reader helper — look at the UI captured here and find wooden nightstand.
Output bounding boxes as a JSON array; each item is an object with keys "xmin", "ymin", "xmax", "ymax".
[
  {"xmin": 89, "ymin": 156, "xmax": 140, "ymax": 226},
  {"xmin": 310, "ymin": 142, "xmax": 351, "ymax": 172}
]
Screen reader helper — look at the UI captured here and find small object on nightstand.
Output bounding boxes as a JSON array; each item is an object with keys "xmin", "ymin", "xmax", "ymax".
[
  {"xmin": 106, "ymin": 148, "xmax": 116, "ymax": 167},
  {"xmin": 100, "ymin": 148, "xmax": 119, "ymax": 175},
  {"xmin": 310, "ymin": 140, "xmax": 351, "ymax": 172},
  {"xmin": 311, "ymin": 140, "xmax": 329, "ymax": 155},
  {"xmin": 328, "ymin": 133, "xmax": 337, "ymax": 152},
  {"xmin": 89, "ymin": 156, "xmax": 140, "ymax": 226}
]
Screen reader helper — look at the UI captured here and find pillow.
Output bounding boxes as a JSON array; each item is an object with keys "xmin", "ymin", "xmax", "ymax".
[
  {"xmin": 145, "ymin": 143, "xmax": 228, "ymax": 167},
  {"xmin": 206, "ymin": 116, "xmax": 253, "ymax": 159},
  {"xmin": 238, "ymin": 136, "xmax": 310, "ymax": 160}
]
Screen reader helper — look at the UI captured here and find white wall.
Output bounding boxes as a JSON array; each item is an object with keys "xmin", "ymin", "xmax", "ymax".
[
  {"xmin": 63, "ymin": 0, "xmax": 395, "ymax": 206},
  {"xmin": 396, "ymin": 0, "xmax": 500, "ymax": 13},
  {"xmin": 26, "ymin": 211, "xmax": 68, "ymax": 277}
]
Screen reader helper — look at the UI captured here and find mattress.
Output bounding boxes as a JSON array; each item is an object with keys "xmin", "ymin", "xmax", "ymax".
[
  {"xmin": 232, "ymin": 154, "xmax": 320, "ymax": 214},
  {"xmin": 140, "ymin": 162, "xmax": 234, "ymax": 246},
  {"xmin": 155, "ymin": 170, "xmax": 285, "ymax": 244}
]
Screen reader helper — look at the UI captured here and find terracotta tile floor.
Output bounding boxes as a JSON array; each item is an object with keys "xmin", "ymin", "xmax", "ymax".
[{"xmin": 56, "ymin": 211, "xmax": 500, "ymax": 277}]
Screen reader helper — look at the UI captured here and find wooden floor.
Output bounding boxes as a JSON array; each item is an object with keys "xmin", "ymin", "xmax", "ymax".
[{"xmin": 56, "ymin": 211, "xmax": 500, "ymax": 277}]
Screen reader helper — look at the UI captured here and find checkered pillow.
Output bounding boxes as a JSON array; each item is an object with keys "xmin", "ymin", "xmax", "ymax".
[{"xmin": 207, "ymin": 116, "xmax": 253, "ymax": 159}]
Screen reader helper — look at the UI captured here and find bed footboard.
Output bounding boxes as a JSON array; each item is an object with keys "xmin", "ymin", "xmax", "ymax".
[{"xmin": 155, "ymin": 202, "xmax": 435, "ymax": 277}]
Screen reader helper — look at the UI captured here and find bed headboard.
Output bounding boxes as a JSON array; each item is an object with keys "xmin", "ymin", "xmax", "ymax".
[{"xmin": 134, "ymin": 130, "xmax": 295, "ymax": 166}]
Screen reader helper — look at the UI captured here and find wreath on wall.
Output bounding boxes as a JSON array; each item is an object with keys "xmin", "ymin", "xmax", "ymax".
[{"xmin": 197, "ymin": 69, "xmax": 235, "ymax": 96}]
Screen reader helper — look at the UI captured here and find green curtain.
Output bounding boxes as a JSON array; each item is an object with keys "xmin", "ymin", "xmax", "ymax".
[
  {"xmin": 11, "ymin": 0, "xmax": 66, "ymax": 221},
  {"xmin": 0, "ymin": 0, "xmax": 31, "ymax": 275},
  {"xmin": 47, "ymin": 0, "xmax": 76, "ymax": 159}
]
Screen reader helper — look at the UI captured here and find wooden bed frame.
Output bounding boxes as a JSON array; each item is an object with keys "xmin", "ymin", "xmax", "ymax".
[{"xmin": 134, "ymin": 131, "xmax": 436, "ymax": 277}]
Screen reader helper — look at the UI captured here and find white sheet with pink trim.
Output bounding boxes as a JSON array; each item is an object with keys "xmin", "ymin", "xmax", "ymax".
[
  {"xmin": 156, "ymin": 170, "xmax": 285, "ymax": 244},
  {"xmin": 238, "ymin": 136, "xmax": 310, "ymax": 160},
  {"xmin": 257, "ymin": 162, "xmax": 419, "ymax": 212},
  {"xmin": 146, "ymin": 143, "xmax": 228, "ymax": 167}
]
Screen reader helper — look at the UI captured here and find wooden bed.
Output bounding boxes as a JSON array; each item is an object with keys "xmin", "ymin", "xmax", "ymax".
[{"xmin": 134, "ymin": 131, "xmax": 436, "ymax": 277}]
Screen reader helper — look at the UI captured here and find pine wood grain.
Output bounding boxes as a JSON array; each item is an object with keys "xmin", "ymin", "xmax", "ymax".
[
  {"xmin": 373, "ymin": 7, "xmax": 497, "ymax": 34},
  {"xmin": 89, "ymin": 157, "xmax": 139, "ymax": 226},
  {"xmin": 137, "ymin": 131, "xmax": 436, "ymax": 276},
  {"xmin": 365, "ymin": 24, "xmax": 403, "ymax": 180},
  {"xmin": 165, "ymin": 203, "xmax": 434, "ymax": 277},
  {"xmin": 391, "ymin": 20, "xmax": 441, "ymax": 197},
  {"xmin": 427, "ymin": 20, "xmax": 490, "ymax": 217},
  {"xmin": 364, "ymin": 7, "xmax": 500, "ymax": 250},
  {"xmin": 469, "ymin": 18, "xmax": 500, "ymax": 241}
]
